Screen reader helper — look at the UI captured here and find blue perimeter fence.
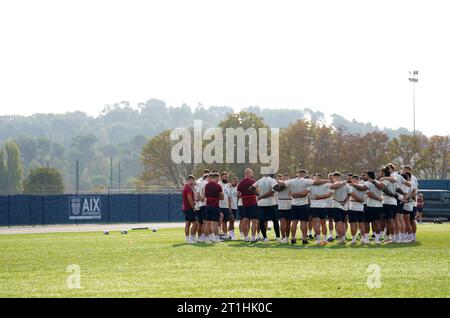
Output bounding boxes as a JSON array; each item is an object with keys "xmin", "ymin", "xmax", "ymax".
[
  {"xmin": 0, "ymin": 193, "xmax": 183, "ymax": 226},
  {"xmin": 0, "ymin": 179, "xmax": 449, "ymax": 226}
]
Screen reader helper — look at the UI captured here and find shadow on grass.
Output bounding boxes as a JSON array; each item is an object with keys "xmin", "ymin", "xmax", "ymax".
[
  {"xmin": 172, "ymin": 240, "xmax": 422, "ymax": 249},
  {"xmin": 226, "ymin": 240, "xmax": 422, "ymax": 250}
]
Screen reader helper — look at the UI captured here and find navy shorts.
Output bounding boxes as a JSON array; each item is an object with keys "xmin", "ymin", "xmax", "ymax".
[
  {"xmin": 383, "ymin": 204, "xmax": 396, "ymax": 220},
  {"xmin": 205, "ymin": 206, "xmax": 220, "ymax": 222},
  {"xmin": 348, "ymin": 210, "xmax": 365, "ymax": 223},
  {"xmin": 417, "ymin": 206, "xmax": 423, "ymax": 212},
  {"xmin": 310, "ymin": 207, "xmax": 327, "ymax": 220},
  {"xmin": 332, "ymin": 208, "xmax": 345, "ymax": 222},
  {"xmin": 327, "ymin": 208, "xmax": 334, "ymax": 219},
  {"xmin": 291, "ymin": 205, "xmax": 310, "ymax": 221},
  {"xmin": 231, "ymin": 209, "xmax": 237, "ymax": 219},
  {"xmin": 220, "ymin": 208, "xmax": 231, "ymax": 221},
  {"xmin": 239, "ymin": 205, "xmax": 259, "ymax": 220},
  {"xmin": 196, "ymin": 207, "xmax": 204, "ymax": 224},
  {"xmin": 343, "ymin": 210, "xmax": 349, "ymax": 221},
  {"xmin": 278, "ymin": 209, "xmax": 292, "ymax": 220},
  {"xmin": 396, "ymin": 203, "xmax": 404, "ymax": 216},
  {"xmin": 183, "ymin": 208, "xmax": 196, "ymax": 222},
  {"xmin": 365, "ymin": 206, "xmax": 382, "ymax": 223},
  {"xmin": 258, "ymin": 205, "xmax": 278, "ymax": 222},
  {"xmin": 237, "ymin": 206, "xmax": 243, "ymax": 220}
]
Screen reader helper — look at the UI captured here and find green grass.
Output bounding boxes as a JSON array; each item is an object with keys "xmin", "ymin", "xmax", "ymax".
[{"xmin": 0, "ymin": 223, "xmax": 449, "ymax": 297}]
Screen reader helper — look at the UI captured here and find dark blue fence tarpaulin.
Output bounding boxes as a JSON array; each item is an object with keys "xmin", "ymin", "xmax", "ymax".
[
  {"xmin": 418, "ymin": 179, "xmax": 450, "ymax": 191},
  {"xmin": 0, "ymin": 193, "xmax": 184, "ymax": 226}
]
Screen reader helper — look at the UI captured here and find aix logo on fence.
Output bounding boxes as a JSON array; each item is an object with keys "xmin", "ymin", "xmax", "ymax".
[{"xmin": 69, "ymin": 196, "xmax": 102, "ymax": 220}]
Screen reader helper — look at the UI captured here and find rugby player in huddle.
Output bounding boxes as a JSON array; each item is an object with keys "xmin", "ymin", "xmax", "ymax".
[{"xmin": 182, "ymin": 164, "xmax": 420, "ymax": 245}]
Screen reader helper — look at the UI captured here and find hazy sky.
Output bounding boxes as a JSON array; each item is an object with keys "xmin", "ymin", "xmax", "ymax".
[{"xmin": 1, "ymin": 0, "xmax": 449, "ymax": 136}]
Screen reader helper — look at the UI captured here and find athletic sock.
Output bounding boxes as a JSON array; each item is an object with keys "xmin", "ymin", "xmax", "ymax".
[
  {"xmin": 316, "ymin": 235, "xmax": 321, "ymax": 242},
  {"xmin": 251, "ymin": 235, "xmax": 255, "ymax": 241},
  {"xmin": 375, "ymin": 233, "xmax": 380, "ymax": 242}
]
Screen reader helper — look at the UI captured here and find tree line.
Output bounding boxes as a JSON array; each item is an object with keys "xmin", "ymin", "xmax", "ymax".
[
  {"xmin": 140, "ymin": 111, "xmax": 449, "ymax": 186},
  {"xmin": 0, "ymin": 101, "xmax": 447, "ymax": 193}
]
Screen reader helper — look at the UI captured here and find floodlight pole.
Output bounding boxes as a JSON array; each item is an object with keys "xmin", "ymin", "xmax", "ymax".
[{"xmin": 408, "ymin": 70, "xmax": 419, "ymax": 136}]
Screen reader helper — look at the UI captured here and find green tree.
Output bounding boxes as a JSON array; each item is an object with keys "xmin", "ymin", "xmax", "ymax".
[
  {"xmin": 140, "ymin": 130, "xmax": 195, "ymax": 187},
  {"xmin": 216, "ymin": 111, "xmax": 269, "ymax": 179},
  {"xmin": 23, "ymin": 167, "xmax": 64, "ymax": 194},
  {"xmin": 4, "ymin": 140, "xmax": 24, "ymax": 193},
  {"xmin": 0, "ymin": 148, "xmax": 6, "ymax": 194}
]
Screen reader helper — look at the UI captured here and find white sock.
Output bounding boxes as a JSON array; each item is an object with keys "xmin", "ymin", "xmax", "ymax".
[
  {"xmin": 316, "ymin": 235, "xmax": 321, "ymax": 242},
  {"xmin": 375, "ymin": 233, "xmax": 380, "ymax": 242},
  {"xmin": 352, "ymin": 236, "xmax": 356, "ymax": 241},
  {"xmin": 251, "ymin": 235, "xmax": 255, "ymax": 241}
]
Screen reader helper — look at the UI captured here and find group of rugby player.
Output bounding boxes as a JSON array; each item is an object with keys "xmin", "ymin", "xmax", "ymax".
[{"xmin": 181, "ymin": 164, "xmax": 420, "ymax": 245}]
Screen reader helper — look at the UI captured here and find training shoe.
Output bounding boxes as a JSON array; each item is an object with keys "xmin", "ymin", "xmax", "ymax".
[
  {"xmin": 308, "ymin": 234, "xmax": 314, "ymax": 240},
  {"xmin": 250, "ymin": 240, "xmax": 257, "ymax": 243},
  {"xmin": 264, "ymin": 238, "xmax": 270, "ymax": 243},
  {"xmin": 327, "ymin": 235, "xmax": 334, "ymax": 242},
  {"xmin": 302, "ymin": 240, "xmax": 309, "ymax": 245},
  {"xmin": 276, "ymin": 238, "xmax": 282, "ymax": 243},
  {"xmin": 291, "ymin": 239, "xmax": 297, "ymax": 245}
]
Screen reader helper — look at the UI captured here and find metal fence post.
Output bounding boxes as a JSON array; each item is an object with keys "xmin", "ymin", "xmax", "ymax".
[
  {"xmin": 138, "ymin": 193, "xmax": 141, "ymax": 223},
  {"xmin": 168, "ymin": 192, "xmax": 171, "ymax": 222},
  {"xmin": 42, "ymin": 195, "xmax": 45, "ymax": 226},
  {"xmin": 107, "ymin": 192, "xmax": 111, "ymax": 223},
  {"xmin": 7, "ymin": 194, "xmax": 10, "ymax": 227},
  {"xmin": 29, "ymin": 195, "xmax": 32, "ymax": 226}
]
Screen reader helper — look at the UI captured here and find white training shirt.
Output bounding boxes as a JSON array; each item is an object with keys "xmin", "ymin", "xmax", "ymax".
[
  {"xmin": 198, "ymin": 179, "xmax": 208, "ymax": 207},
  {"xmin": 285, "ymin": 178, "xmax": 314, "ymax": 206},
  {"xmin": 364, "ymin": 181, "xmax": 383, "ymax": 208},
  {"xmin": 411, "ymin": 174, "xmax": 419, "ymax": 188},
  {"xmin": 402, "ymin": 184, "xmax": 413, "ymax": 212},
  {"xmin": 348, "ymin": 186, "xmax": 365, "ymax": 212},
  {"xmin": 229, "ymin": 185, "xmax": 238, "ymax": 210},
  {"xmin": 382, "ymin": 179, "xmax": 397, "ymax": 206},
  {"xmin": 391, "ymin": 171, "xmax": 406, "ymax": 189},
  {"xmin": 218, "ymin": 181, "xmax": 230, "ymax": 209},
  {"xmin": 411, "ymin": 181, "xmax": 418, "ymax": 208},
  {"xmin": 193, "ymin": 181, "xmax": 201, "ymax": 211},
  {"xmin": 308, "ymin": 183, "xmax": 332, "ymax": 208},
  {"xmin": 331, "ymin": 183, "xmax": 351, "ymax": 210},
  {"xmin": 253, "ymin": 176, "xmax": 278, "ymax": 207},
  {"xmin": 277, "ymin": 184, "xmax": 292, "ymax": 210}
]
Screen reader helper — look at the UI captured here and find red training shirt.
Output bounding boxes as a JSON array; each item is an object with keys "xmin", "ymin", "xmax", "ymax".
[
  {"xmin": 237, "ymin": 177, "xmax": 258, "ymax": 207},
  {"xmin": 182, "ymin": 183, "xmax": 194, "ymax": 211},
  {"xmin": 204, "ymin": 182, "xmax": 223, "ymax": 207}
]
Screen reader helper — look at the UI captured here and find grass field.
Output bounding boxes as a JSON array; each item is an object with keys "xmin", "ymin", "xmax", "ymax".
[{"xmin": 0, "ymin": 223, "xmax": 449, "ymax": 297}]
